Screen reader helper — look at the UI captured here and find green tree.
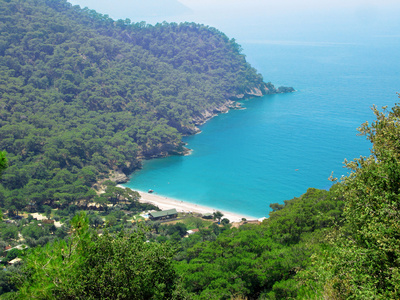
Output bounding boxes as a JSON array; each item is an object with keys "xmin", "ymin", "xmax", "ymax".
[
  {"xmin": 175, "ymin": 186, "xmax": 344, "ymax": 299},
  {"xmin": 13, "ymin": 212, "xmax": 179, "ymax": 299},
  {"xmin": 220, "ymin": 218, "xmax": 229, "ymax": 225},
  {"xmin": 213, "ymin": 211, "xmax": 224, "ymax": 223},
  {"xmin": 0, "ymin": 265, "xmax": 20, "ymax": 296},
  {"xmin": 102, "ymin": 181, "xmax": 140, "ymax": 207},
  {"xmin": 1, "ymin": 224, "xmax": 18, "ymax": 240},
  {"xmin": 0, "ymin": 151, "xmax": 7, "ymax": 220},
  {"xmin": 0, "ymin": 151, "xmax": 7, "ymax": 175},
  {"xmin": 5, "ymin": 248, "xmax": 20, "ymax": 263},
  {"xmin": 318, "ymin": 103, "xmax": 400, "ymax": 299}
]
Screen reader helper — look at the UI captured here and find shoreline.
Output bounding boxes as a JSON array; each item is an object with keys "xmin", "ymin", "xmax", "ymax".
[
  {"xmin": 112, "ymin": 90, "xmax": 294, "ymax": 221},
  {"xmin": 115, "ymin": 90, "xmax": 293, "ymax": 223},
  {"xmin": 119, "ymin": 186, "xmax": 259, "ymax": 222}
]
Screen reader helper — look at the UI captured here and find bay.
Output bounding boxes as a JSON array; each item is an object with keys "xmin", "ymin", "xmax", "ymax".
[
  {"xmin": 123, "ymin": 37, "xmax": 400, "ymax": 218},
  {"xmin": 68, "ymin": 3, "xmax": 400, "ymax": 218}
]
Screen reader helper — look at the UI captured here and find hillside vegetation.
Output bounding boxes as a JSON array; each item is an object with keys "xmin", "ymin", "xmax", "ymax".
[
  {"xmin": 2, "ymin": 0, "xmax": 397, "ymax": 299},
  {"xmin": 1, "ymin": 101, "xmax": 400, "ymax": 298},
  {"xmin": 0, "ymin": 0, "xmax": 290, "ymax": 213}
]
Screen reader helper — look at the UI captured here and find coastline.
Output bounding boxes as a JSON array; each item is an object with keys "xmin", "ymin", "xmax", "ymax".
[
  {"xmin": 119, "ymin": 186, "xmax": 258, "ymax": 222},
  {"xmin": 114, "ymin": 87, "xmax": 294, "ymax": 223}
]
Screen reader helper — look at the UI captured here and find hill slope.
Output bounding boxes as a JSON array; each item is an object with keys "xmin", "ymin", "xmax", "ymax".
[{"xmin": 0, "ymin": 0, "xmax": 290, "ymax": 211}]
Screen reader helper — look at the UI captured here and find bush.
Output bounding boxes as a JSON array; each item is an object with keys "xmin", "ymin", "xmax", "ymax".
[
  {"xmin": 221, "ymin": 218, "xmax": 230, "ymax": 225},
  {"xmin": 5, "ymin": 249, "xmax": 19, "ymax": 262}
]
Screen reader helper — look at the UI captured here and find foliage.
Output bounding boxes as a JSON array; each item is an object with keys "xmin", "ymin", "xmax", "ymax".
[
  {"xmin": 0, "ymin": 151, "xmax": 7, "ymax": 175},
  {"xmin": 0, "ymin": 223, "xmax": 18, "ymax": 241},
  {"xmin": 310, "ymin": 102, "xmax": 400, "ymax": 299},
  {"xmin": 98, "ymin": 181, "xmax": 140, "ymax": 208},
  {"xmin": 181, "ymin": 216, "xmax": 211, "ymax": 230},
  {"xmin": 212, "ymin": 211, "xmax": 223, "ymax": 222},
  {"xmin": 0, "ymin": 265, "xmax": 21, "ymax": 297},
  {"xmin": 12, "ymin": 212, "xmax": 179, "ymax": 299},
  {"xmin": 174, "ymin": 187, "xmax": 344, "ymax": 299},
  {"xmin": 160, "ymin": 222, "xmax": 188, "ymax": 238},
  {"xmin": 4, "ymin": 248, "xmax": 19, "ymax": 263}
]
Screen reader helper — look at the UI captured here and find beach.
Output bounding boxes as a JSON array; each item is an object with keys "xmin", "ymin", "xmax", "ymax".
[{"xmin": 127, "ymin": 188, "xmax": 257, "ymax": 223}]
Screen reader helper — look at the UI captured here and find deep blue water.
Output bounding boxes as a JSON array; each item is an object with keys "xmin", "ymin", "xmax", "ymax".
[{"xmin": 123, "ymin": 37, "xmax": 400, "ymax": 218}]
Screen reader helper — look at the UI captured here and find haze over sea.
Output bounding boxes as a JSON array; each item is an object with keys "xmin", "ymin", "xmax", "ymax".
[{"xmin": 71, "ymin": 0, "xmax": 400, "ymax": 218}]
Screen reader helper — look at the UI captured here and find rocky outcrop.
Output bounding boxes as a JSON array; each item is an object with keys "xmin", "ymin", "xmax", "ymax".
[
  {"xmin": 277, "ymin": 86, "xmax": 295, "ymax": 93},
  {"xmin": 191, "ymin": 82, "xmax": 294, "ymax": 130},
  {"xmin": 139, "ymin": 141, "xmax": 190, "ymax": 159},
  {"xmin": 108, "ymin": 170, "xmax": 129, "ymax": 183},
  {"xmin": 234, "ymin": 87, "xmax": 264, "ymax": 99},
  {"xmin": 191, "ymin": 100, "xmax": 243, "ymax": 130},
  {"xmin": 232, "ymin": 82, "xmax": 294, "ymax": 100}
]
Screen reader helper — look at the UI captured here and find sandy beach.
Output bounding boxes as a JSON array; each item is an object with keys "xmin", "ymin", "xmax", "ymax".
[{"xmin": 122, "ymin": 187, "xmax": 257, "ymax": 222}]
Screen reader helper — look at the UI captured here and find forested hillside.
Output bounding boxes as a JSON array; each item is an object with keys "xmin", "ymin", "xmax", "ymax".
[
  {"xmin": 1, "ymin": 102, "xmax": 399, "ymax": 298},
  {"xmin": 0, "ymin": 0, "xmax": 291, "ymax": 212},
  {"xmin": 2, "ymin": 0, "xmax": 396, "ymax": 299},
  {"xmin": 2, "ymin": 187, "xmax": 344, "ymax": 299},
  {"xmin": 174, "ymin": 187, "xmax": 344, "ymax": 299}
]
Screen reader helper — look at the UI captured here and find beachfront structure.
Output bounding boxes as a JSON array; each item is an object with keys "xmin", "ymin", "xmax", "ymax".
[
  {"xmin": 201, "ymin": 213, "xmax": 213, "ymax": 219},
  {"xmin": 149, "ymin": 209, "xmax": 178, "ymax": 221}
]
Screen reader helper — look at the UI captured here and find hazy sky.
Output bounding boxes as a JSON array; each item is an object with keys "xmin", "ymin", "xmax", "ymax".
[
  {"xmin": 180, "ymin": 0, "xmax": 399, "ymax": 10},
  {"xmin": 68, "ymin": 0, "xmax": 400, "ymax": 43},
  {"xmin": 69, "ymin": 0, "xmax": 400, "ymax": 14}
]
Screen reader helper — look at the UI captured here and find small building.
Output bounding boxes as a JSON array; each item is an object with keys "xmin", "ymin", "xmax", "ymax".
[
  {"xmin": 201, "ymin": 213, "xmax": 213, "ymax": 219},
  {"xmin": 186, "ymin": 228, "xmax": 200, "ymax": 236},
  {"xmin": 149, "ymin": 209, "xmax": 178, "ymax": 221}
]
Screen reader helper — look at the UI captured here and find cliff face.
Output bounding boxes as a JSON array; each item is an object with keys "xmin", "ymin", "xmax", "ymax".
[
  {"xmin": 109, "ymin": 170, "xmax": 129, "ymax": 183},
  {"xmin": 192, "ymin": 100, "xmax": 242, "ymax": 127},
  {"xmin": 233, "ymin": 86, "xmax": 266, "ymax": 99},
  {"xmin": 190, "ymin": 82, "xmax": 294, "ymax": 132},
  {"xmin": 233, "ymin": 82, "xmax": 294, "ymax": 99}
]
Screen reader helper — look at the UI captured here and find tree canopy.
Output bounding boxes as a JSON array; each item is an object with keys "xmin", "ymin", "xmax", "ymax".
[
  {"xmin": 3, "ymin": 0, "xmax": 397, "ymax": 299},
  {"xmin": 3, "ymin": 99, "xmax": 400, "ymax": 298},
  {"xmin": 12, "ymin": 212, "xmax": 179, "ymax": 299},
  {"xmin": 0, "ymin": 151, "xmax": 7, "ymax": 175},
  {"xmin": 308, "ymin": 102, "xmax": 400, "ymax": 299}
]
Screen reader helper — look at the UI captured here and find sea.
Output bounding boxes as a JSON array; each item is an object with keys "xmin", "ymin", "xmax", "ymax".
[{"xmin": 120, "ymin": 5, "xmax": 400, "ymax": 218}]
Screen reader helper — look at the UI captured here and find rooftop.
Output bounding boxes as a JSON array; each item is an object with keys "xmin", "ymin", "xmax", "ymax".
[{"xmin": 149, "ymin": 209, "xmax": 178, "ymax": 218}]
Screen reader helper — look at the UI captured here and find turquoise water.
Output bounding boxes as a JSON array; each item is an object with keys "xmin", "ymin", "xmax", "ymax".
[{"xmin": 123, "ymin": 38, "xmax": 400, "ymax": 218}]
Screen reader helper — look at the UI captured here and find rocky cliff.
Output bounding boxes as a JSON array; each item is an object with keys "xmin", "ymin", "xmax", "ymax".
[{"xmin": 191, "ymin": 82, "xmax": 294, "ymax": 132}]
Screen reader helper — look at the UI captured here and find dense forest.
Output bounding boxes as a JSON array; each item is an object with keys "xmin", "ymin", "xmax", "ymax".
[
  {"xmin": 1, "ymin": 0, "xmax": 398, "ymax": 299},
  {"xmin": 3, "ymin": 102, "xmax": 400, "ymax": 298},
  {"xmin": 0, "ymin": 0, "xmax": 292, "ymax": 214}
]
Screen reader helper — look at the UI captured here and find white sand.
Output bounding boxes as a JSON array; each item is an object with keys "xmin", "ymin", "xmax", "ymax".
[{"xmin": 132, "ymin": 189, "xmax": 257, "ymax": 222}]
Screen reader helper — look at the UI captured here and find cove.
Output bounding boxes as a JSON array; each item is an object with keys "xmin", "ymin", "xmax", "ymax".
[{"xmin": 123, "ymin": 39, "xmax": 400, "ymax": 218}]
